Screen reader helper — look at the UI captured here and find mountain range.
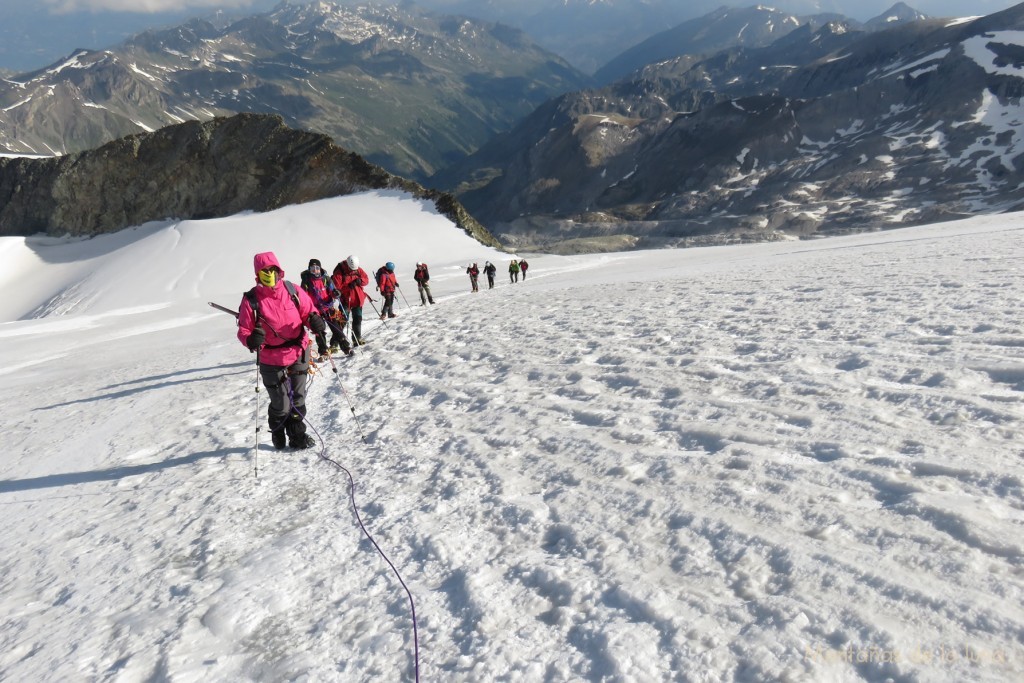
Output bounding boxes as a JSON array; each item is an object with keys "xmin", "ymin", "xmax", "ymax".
[
  {"xmin": 409, "ymin": 0, "xmax": 707, "ymax": 76},
  {"xmin": 0, "ymin": 1, "xmax": 589, "ymax": 182},
  {"xmin": 0, "ymin": 1, "xmax": 910, "ymax": 76},
  {"xmin": 435, "ymin": 4, "xmax": 1024, "ymax": 251},
  {"xmin": 3, "ymin": 1, "xmax": 1023, "ymax": 252},
  {"xmin": 592, "ymin": 2, "xmax": 931, "ymax": 84}
]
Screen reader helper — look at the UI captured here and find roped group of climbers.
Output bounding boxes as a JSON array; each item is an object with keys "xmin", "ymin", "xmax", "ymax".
[
  {"xmin": 295, "ymin": 255, "xmax": 372, "ymax": 357},
  {"xmin": 237, "ymin": 251, "xmax": 391, "ymax": 450},
  {"xmin": 236, "ymin": 251, "xmax": 527, "ymax": 451},
  {"xmin": 467, "ymin": 258, "xmax": 528, "ymax": 291}
]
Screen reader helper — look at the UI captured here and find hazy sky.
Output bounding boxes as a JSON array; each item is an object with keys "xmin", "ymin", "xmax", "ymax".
[
  {"xmin": 0, "ymin": 0, "xmax": 279, "ymax": 15},
  {"xmin": 0, "ymin": 0, "xmax": 1020, "ymax": 73},
  {"xmin": 31, "ymin": 0, "xmax": 268, "ymax": 12},
  {"xmin": 5, "ymin": 0, "xmax": 1021, "ymax": 17}
]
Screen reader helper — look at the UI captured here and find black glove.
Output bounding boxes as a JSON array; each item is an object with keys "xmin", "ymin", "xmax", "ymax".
[
  {"xmin": 308, "ymin": 313, "xmax": 326, "ymax": 335},
  {"xmin": 246, "ymin": 325, "xmax": 266, "ymax": 351}
]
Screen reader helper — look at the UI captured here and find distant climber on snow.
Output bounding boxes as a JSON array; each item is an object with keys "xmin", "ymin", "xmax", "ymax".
[
  {"xmin": 376, "ymin": 261, "xmax": 399, "ymax": 320},
  {"xmin": 414, "ymin": 262, "xmax": 435, "ymax": 305},
  {"xmin": 483, "ymin": 261, "xmax": 497, "ymax": 289}
]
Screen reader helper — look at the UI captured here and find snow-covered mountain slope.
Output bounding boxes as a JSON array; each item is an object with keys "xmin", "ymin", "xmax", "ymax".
[{"xmin": 0, "ymin": 193, "xmax": 1022, "ymax": 680}]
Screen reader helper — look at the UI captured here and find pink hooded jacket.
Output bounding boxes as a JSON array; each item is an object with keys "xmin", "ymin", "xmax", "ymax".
[{"xmin": 237, "ymin": 252, "xmax": 317, "ymax": 366}]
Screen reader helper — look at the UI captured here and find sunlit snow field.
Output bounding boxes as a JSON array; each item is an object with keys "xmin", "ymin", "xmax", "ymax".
[{"xmin": 0, "ymin": 191, "xmax": 1021, "ymax": 682}]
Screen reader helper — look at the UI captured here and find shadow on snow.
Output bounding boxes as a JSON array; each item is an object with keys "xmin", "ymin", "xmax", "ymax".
[
  {"xmin": 0, "ymin": 447, "xmax": 248, "ymax": 494},
  {"xmin": 33, "ymin": 363, "xmax": 251, "ymax": 411}
]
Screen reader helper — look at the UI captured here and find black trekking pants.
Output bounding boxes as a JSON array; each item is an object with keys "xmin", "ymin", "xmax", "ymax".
[
  {"xmin": 350, "ymin": 306, "xmax": 364, "ymax": 344},
  {"xmin": 381, "ymin": 292, "xmax": 395, "ymax": 317},
  {"xmin": 260, "ymin": 347, "xmax": 310, "ymax": 441}
]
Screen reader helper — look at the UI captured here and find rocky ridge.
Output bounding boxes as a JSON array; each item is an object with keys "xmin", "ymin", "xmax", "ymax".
[{"xmin": 0, "ymin": 113, "xmax": 499, "ymax": 247}]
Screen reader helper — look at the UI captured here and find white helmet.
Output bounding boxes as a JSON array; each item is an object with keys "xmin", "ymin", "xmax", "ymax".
[{"xmin": 346, "ymin": 255, "xmax": 359, "ymax": 270}]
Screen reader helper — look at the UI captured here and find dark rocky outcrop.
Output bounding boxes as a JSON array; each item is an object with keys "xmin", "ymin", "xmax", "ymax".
[{"xmin": 0, "ymin": 113, "xmax": 500, "ymax": 247}]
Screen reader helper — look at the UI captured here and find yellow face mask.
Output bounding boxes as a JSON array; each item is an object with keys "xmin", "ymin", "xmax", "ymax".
[{"xmin": 258, "ymin": 268, "xmax": 278, "ymax": 287}]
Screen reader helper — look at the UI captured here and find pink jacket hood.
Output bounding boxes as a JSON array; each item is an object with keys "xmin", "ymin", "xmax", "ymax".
[{"xmin": 254, "ymin": 252, "xmax": 284, "ymax": 280}]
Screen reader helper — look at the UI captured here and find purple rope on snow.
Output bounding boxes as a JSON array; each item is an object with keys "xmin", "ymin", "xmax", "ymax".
[{"xmin": 288, "ymin": 368, "xmax": 421, "ymax": 682}]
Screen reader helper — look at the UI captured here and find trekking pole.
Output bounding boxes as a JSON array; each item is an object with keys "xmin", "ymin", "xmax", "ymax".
[
  {"xmin": 398, "ymin": 286, "xmax": 413, "ymax": 311},
  {"xmin": 253, "ymin": 349, "xmax": 261, "ymax": 479},
  {"xmin": 209, "ymin": 303, "xmax": 265, "ymax": 478},
  {"xmin": 331, "ymin": 301, "xmax": 351, "ymax": 350},
  {"xmin": 343, "ymin": 312, "xmax": 355, "ymax": 350},
  {"xmin": 323, "ymin": 315, "xmax": 354, "ymax": 355},
  {"xmin": 341, "ymin": 303, "xmax": 366, "ymax": 350},
  {"xmin": 323, "ymin": 353, "xmax": 368, "ymax": 443},
  {"xmin": 366, "ymin": 297, "xmax": 395, "ymax": 337}
]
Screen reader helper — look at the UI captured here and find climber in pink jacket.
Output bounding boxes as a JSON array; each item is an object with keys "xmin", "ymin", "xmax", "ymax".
[{"xmin": 237, "ymin": 251, "xmax": 326, "ymax": 450}]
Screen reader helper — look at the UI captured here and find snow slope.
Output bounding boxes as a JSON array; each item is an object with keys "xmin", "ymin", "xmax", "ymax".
[{"xmin": 0, "ymin": 191, "xmax": 1021, "ymax": 682}]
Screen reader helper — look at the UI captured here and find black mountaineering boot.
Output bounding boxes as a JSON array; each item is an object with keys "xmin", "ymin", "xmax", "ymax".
[
  {"xmin": 290, "ymin": 433, "xmax": 316, "ymax": 449},
  {"xmin": 269, "ymin": 412, "xmax": 288, "ymax": 449}
]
